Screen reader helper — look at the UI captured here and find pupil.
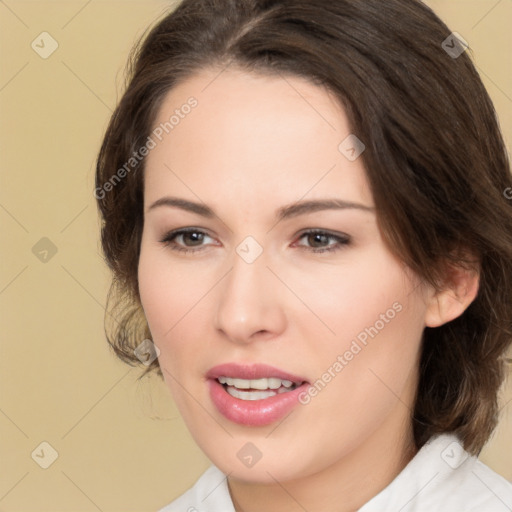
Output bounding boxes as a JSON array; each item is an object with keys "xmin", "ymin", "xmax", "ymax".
[
  {"xmin": 185, "ymin": 232, "xmax": 203, "ymax": 246},
  {"xmin": 310, "ymin": 233, "xmax": 328, "ymax": 247}
]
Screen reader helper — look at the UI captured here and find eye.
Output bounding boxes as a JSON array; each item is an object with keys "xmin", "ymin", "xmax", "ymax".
[
  {"xmin": 160, "ymin": 228, "xmax": 216, "ymax": 253},
  {"xmin": 294, "ymin": 229, "xmax": 351, "ymax": 253},
  {"xmin": 160, "ymin": 228, "xmax": 351, "ymax": 255}
]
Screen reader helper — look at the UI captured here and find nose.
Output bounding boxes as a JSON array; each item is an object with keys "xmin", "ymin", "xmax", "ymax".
[{"xmin": 213, "ymin": 249, "xmax": 287, "ymax": 344}]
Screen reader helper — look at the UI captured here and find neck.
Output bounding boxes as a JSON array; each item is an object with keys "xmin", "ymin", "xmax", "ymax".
[{"xmin": 227, "ymin": 403, "xmax": 418, "ymax": 512}]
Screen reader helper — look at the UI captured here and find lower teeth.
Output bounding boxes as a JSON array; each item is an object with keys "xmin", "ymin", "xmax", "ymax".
[{"xmin": 225, "ymin": 385, "xmax": 293, "ymax": 401}]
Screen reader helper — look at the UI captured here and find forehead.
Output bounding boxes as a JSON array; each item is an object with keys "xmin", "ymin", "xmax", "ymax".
[{"xmin": 144, "ymin": 67, "xmax": 373, "ymax": 212}]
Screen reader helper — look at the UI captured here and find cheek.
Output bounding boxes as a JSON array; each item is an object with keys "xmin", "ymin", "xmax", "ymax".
[
  {"xmin": 138, "ymin": 243, "xmax": 186, "ymax": 347},
  {"xmin": 293, "ymin": 250, "xmax": 426, "ymax": 412},
  {"xmin": 137, "ymin": 241, "xmax": 217, "ymax": 370},
  {"xmin": 139, "ymin": 233, "xmax": 199, "ymax": 325},
  {"xmin": 285, "ymin": 247, "xmax": 416, "ymax": 345}
]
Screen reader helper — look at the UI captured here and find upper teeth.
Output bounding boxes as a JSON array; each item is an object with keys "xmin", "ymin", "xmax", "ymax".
[{"xmin": 218, "ymin": 376, "xmax": 294, "ymax": 390}]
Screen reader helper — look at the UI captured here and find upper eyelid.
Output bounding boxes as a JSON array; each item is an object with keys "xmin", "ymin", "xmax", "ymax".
[
  {"xmin": 162, "ymin": 227, "xmax": 347, "ymax": 238},
  {"xmin": 161, "ymin": 228, "xmax": 215, "ymax": 243}
]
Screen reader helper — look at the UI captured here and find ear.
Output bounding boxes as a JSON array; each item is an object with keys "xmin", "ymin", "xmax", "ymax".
[{"xmin": 424, "ymin": 257, "xmax": 480, "ymax": 328}]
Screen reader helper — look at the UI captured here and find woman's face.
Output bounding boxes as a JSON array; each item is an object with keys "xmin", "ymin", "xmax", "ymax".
[{"xmin": 138, "ymin": 67, "xmax": 431, "ymax": 482}]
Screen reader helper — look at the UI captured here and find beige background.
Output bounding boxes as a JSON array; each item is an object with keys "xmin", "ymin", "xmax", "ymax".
[{"xmin": 0, "ymin": 1, "xmax": 510, "ymax": 511}]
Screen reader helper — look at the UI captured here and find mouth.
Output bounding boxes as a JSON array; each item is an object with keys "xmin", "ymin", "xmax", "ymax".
[
  {"xmin": 216, "ymin": 376, "xmax": 303, "ymax": 400},
  {"xmin": 206, "ymin": 363, "xmax": 310, "ymax": 426}
]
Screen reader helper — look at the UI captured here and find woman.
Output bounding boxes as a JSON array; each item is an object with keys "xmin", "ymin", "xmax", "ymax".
[{"xmin": 95, "ymin": 0, "xmax": 512, "ymax": 510}]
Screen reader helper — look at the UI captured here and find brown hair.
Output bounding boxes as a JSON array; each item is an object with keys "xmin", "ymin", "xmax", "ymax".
[{"xmin": 95, "ymin": 0, "xmax": 512, "ymax": 455}]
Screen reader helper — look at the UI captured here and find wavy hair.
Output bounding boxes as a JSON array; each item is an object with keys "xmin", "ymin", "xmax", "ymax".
[{"xmin": 95, "ymin": 0, "xmax": 512, "ymax": 455}]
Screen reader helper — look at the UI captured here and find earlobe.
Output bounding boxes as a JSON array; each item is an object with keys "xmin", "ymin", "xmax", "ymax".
[{"xmin": 424, "ymin": 263, "xmax": 480, "ymax": 328}]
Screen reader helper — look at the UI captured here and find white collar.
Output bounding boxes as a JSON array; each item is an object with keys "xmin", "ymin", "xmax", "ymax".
[{"xmin": 159, "ymin": 432, "xmax": 512, "ymax": 511}]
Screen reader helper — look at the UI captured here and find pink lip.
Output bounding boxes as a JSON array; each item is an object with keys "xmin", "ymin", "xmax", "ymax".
[
  {"xmin": 207, "ymin": 363, "xmax": 309, "ymax": 426},
  {"xmin": 206, "ymin": 363, "xmax": 307, "ymax": 383}
]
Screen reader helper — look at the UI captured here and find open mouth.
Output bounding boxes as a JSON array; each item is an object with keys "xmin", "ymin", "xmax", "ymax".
[
  {"xmin": 207, "ymin": 363, "xmax": 310, "ymax": 425},
  {"xmin": 217, "ymin": 376, "xmax": 303, "ymax": 401}
]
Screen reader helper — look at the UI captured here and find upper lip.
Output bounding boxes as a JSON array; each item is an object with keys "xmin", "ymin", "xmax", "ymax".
[{"xmin": 207, "ymin": 363, "xmax": 308, "ymax": 384}]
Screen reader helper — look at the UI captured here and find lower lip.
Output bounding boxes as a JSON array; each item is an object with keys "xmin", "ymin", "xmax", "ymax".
[{"xmin": 208, "ymin": 378, "xmax": 309, "ymax": 426}]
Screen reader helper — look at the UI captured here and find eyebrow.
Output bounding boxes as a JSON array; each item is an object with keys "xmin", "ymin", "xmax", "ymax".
[{"xmin": 147, "ymin": 196, "xmax": 375, "ymax": 221}]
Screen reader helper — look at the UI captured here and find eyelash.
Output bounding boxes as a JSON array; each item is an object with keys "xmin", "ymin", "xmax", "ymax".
[{"xmin": 159, "ymin": 228, "xmax": 351, "ymax": 254}]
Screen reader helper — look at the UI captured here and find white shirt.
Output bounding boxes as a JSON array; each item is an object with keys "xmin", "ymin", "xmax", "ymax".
[{"xmin": 158, "ymin": 433, "xmax": 512, "ymax": 511}]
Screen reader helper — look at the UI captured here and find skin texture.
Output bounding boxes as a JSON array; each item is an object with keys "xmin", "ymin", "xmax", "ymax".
[{"xmin": 138, "ymin": 67, "xmax": 479, "ymax": 512}]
